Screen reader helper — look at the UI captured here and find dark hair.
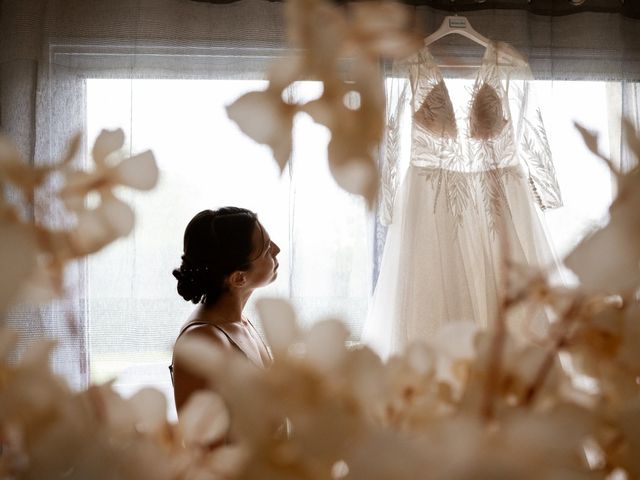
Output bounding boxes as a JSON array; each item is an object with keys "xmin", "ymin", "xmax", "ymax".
[{"xmin": 172, "ymin": 207, "xmax": 262, "ymax": 305}]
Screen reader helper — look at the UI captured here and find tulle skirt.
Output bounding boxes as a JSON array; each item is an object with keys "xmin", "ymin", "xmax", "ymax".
[{"xmin": 362, "ymin": 164, "xmax": 557, "ymax": 358}]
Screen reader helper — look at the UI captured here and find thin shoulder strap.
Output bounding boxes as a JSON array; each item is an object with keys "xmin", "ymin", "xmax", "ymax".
[
  {"xmin": 169, "ymin": 320, "xmax": 247, "ymax": 385},
  {"xmin": 170, "ymin": 320, "xmax": 210, "ymax": 385},
  {"xmin": 245, "ymin": 318, "xmax": 273, "ymax": 362},
  {"xmin": 175, "ymin": 319, "xmax": 247, "ymax": 353},
  {"xmin": 177, "ymin": 319, "xmax": 211, "ymax": 338}
]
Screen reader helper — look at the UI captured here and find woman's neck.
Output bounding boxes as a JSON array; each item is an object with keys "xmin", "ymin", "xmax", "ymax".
[{"xmin": 200, "ymin": 290, "xmax": 251, "ymax": 324}]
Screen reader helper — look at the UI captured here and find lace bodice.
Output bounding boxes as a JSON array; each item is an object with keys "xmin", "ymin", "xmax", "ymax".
[{"xmin": 379, "ymin": 40, "xmax": 562, "ymax": 225}]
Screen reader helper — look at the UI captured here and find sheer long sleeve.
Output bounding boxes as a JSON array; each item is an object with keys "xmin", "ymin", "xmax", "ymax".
[
  {"xmin": 379, "ymin": 61, "xmax": 410, "ymax": 226},
  {"xmin": 508, "ymin": 69, "xmax": 563, "ymax": 210}
]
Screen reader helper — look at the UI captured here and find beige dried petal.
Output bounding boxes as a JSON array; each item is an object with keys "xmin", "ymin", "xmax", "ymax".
[
  {"xmin": 347, "ymin": 431, "xmax": 432, "ymax": 480},
  {"xmin": 20, "ymin": 338, "xmax": 57, "ymax": 368},
  {"xmin": 0, "ymin": 135, "xmax": 22, "ymax": 165},
  {"xmin": 574, "ymin": 122, "xmax": 606, "ymax": 161},
  {"xmin": 0, "ymin": 328, "xmax": 19, "ymax": 360},
  {"xmin": 301, "ymin": 98, "xmax": 335, "ymax": 129},
  {"xmin": 256, "ymin": 297, "xmax": 300, "ymax": 355},
  {"xmin": 617, "ymin": 304, "xmax": 640, "ymax": 370},
  {"xmin": 566, "ymin": 121, "xmax": 640, "ymax": 292},
  {"xmin": 59, "ymin": 171, "xmax": 103, "ymax": 212},
  {"xmin": 0, "ymin": 156, "xmax": 53, "ymax": 193},
  {"xmin": 92, "ymin": 129, "xmax": 125, "ymax": 166},
  {"xmin": 86, "ymin": 383, "xmax": 137, "ymax": 432},
  {"xmin": 615, "ymin": 397, "xmax": 640, "ymax": 476},
  {"xmin": 268, "ymin": 56, "xmax": 303, "ymax": 91},
  {"xmin": 173, "ymin": 335, "xmax": 225, "ymax": 380},
  {"xmin": 128, "ymin": 387, "xmax": 168, "ymax": 434},
  {"xmin": 565, "ymin": 206, "xmax": 640, "ymax": 293},
  {"xmin": 327, "ymin": 140, "xmax": 379, "ymax": 207},
  {"xmin": 358, "ymin": 32, "xmax": 423, "ymax": 59},
  {"xmin": 68, "ymin": 195, "xmax": 135, "ymax": 255},
  {"xmin": 304, "ymin": 320, "xmax": 349, "ymax": 370},
  {"xmin": 61, "ymin": 193, "xmax": 85, "ymax": 214},
  {"xmin": 286, "ymin": 0, "xmax": 347, "ymax": 59},
  {"xmin": 60, "ymin": 132, "xmax": 81, "ymax": 165},
  {"xmin": 405, "ymin": 342, "xmax": 435, "ymax": 375},
  {"xmin": 0, "ymin": 221, "xmax": 37, "ymax": 313},
  {"xmin": 348, "ymin": 2, "xmax": 421, "ymax": 59},
  {"xmin": 180, "ymin": 390, "xmax": 230, "ymax": 446},
  {"xmin": 272, "ymin": 132, "xmax": 294, "ymax": 174},
  {"xmin": 109, "ymin": 150, "xmax": 159, "ymax": 191},
  {"xmin": 349, "ymin": 1, "xmax": 411, "ymax": 34},
  {"xmin": 574, "ymin": 121, "xmax": 618, "ymax": 177},
  {"xmin": 429, "ymin": 322, "xmax": 479, "ymax": 360},
  {"xmin": 351, "ymin": 59, "xmax": 386, "ymax": 120},
  {"xmin": 226, "ymin": 90, "xmax": 295, "ymax": 172},
  {"xmin": 98, "ymin": 194, "xmax": 135, "ymax": 236},
  {"xmin": 0, "ymin": 138, "xmax": 52, "ymax": 192},
  {"xmin": 204, "ymin": 444, "xmax": 249, "ymax": 478},
  {"xmin": 17, "ymin": 255, "xmax": 64, "ymax": 305},
  {"xmin": 347, "ymin": 346, "xmax": 386, "ymax": 400}
]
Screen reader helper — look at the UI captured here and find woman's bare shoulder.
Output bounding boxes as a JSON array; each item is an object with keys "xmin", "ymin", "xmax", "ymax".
[{"xmin": 178, "ymin": 321, "xmax": 233, "ymax": 350}]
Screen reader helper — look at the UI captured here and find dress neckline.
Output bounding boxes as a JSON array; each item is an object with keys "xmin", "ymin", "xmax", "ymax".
[
  {"xmin": 421, "ymin": 39, "xmax": 496, "ymax": 90},
  {"xmin": 412, "ymin": 40, "xmax": 509, "ymax": 141}
]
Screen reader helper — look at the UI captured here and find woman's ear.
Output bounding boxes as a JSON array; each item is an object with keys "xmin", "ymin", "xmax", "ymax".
[{"xmin": 228, "ymin": 271, "xmax": 247, "ymax": 289}]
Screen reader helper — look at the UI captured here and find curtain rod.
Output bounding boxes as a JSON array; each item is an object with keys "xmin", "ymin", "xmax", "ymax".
[{"xmin": 191, "ymin": 0, "xmax": 640, "ymax": 19}]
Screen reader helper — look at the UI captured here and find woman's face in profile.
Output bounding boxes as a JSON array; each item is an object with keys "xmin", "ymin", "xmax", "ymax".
[{"xmin": 246, "ymin": 221, "xmax": 280, "ymax": 287}]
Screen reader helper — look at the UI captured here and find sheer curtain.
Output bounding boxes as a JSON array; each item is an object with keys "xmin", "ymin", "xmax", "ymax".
[{"xmin": 1, "ymin": 0, "xmax": 639, "ymax": 402}]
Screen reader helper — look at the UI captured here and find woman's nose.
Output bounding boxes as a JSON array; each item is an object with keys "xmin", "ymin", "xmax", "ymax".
[{"xmin": 272, "ymin": 241, "xmax": 281, "ymax": 256}]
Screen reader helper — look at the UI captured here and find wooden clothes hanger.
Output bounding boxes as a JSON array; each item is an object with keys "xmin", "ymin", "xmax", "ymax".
[{"xmin": 423, "ymin": 15, "xmax": 526, "ymax": 67}]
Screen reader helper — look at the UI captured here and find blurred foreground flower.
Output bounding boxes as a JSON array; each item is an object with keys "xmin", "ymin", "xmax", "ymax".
[
  {"xmin": 3, "ymin": 118, "xmax": 640, "ymax": 478},
  {"xmin": 0, "ymin": 129, "xmax": 158, "ymax": 311},
  {"xmin": 227, "ymin": 0, "xmax": 422, "ymax": 206},
  {"xmin": 171, "ymin": 295, "xmax": 640, "ymax": 480},
  {"xmin": 0, "ymin": 327, "xmax": 245, "ymax": 480},
  {"xmin": 566, "ymin": 119, "xmax": 640, "ymax": 294}
]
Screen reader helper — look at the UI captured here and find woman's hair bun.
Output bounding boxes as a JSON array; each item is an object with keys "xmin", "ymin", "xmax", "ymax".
[
  {"xmin": 172, "ymin": 207, "xmax": 259, "ymax": 305},
  {"xmin": 172, "ymin": 266, "xmax": 205, "ymax": 304}
]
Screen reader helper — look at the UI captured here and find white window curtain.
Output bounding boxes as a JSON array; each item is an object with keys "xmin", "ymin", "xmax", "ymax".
[{"xmin": 1, "ymin": 0, "xmax": 639, "ymax": 401}]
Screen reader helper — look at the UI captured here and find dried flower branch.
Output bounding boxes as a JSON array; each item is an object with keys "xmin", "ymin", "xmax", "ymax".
[
  {"xmin": 227, "ymin": 0, "xmax": 422, "ymax": 206},
  {"xmin": 566, "ymin": 120, "xmax": 640, "ymax": 293},
  {"xmin": 0, "ymin": 130, "xmax": 158, "ymax": 312}
]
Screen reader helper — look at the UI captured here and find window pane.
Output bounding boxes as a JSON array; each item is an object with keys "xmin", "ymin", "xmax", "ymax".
[{"xmin": 536, "ymin": 80, "xmax": 614, "ymax": 259}]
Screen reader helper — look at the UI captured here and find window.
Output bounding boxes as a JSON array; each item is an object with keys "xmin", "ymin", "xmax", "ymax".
[
  {"xmin": 86, "ymin": 79, "xmax": 369, "ymax": 416},
  {"xmin": 535, "ymin": 80, "xmax": 615, "ymax": 259},
  {"xmin": 86, "ymin": 73, "xmax": 621, "ymax": 418}
]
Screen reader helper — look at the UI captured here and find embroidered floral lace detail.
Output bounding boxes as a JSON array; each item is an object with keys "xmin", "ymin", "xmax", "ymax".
[
  {"xmin": 379, "ymin": 40, "xmax": 563, "ymax": 226},
  {"xmin": 469, "ymin": 82, "xmax": 508, "ymax": 140},
  {"xmin": 418, "ymin": 165, "xmax": 523, "ymax": 237},
  {"xmin": 414, "ymin": 80, "xmax": 457, "ymax": 139}
]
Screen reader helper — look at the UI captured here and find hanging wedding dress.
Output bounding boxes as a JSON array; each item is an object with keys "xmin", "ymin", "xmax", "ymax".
[{"xmin": 363, "ymin": 41, "xmax": 562, "ymax": 358}]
